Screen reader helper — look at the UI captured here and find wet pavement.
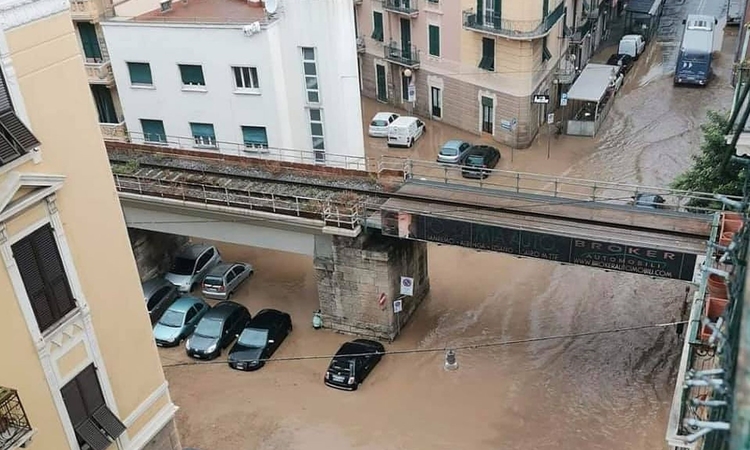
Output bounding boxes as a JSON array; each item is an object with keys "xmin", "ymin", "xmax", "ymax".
[{"xmin": 164, "ymin": 1, "xmax": 736, "ymax": 449}]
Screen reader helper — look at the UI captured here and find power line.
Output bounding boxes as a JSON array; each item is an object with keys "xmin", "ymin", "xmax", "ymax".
[{"xmin": 161, "ymin": 320, "xmax": 687, "ymax": 369}]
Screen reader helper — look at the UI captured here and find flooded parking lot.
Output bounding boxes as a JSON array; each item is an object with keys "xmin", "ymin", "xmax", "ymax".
[{"xmin": 163, "ymin": 2, "xmax": 737, "ymax": 449}]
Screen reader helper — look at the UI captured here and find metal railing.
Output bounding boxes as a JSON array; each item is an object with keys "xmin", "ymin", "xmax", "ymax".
[
  {"xmin": 113, "ymin": 173, "xmax": 361, "ymax": 229},
  {"xmin": 384, "ymin": 42, "xmax": 420, "ymax": 67},
  {"xmin": 383, "ymin": 0, "xmax": 419, "ymax": 16},
  {"xmin": 0, "ymin": 388, "xmax": 32, "ymax": 450},
  {"xmin": 121, "ymin": 131, "xmax": 371, "ymax": 172},
  {"xmin": 462, "ymin": 2, "xmax": 564, "ymax": 39},
  {"xmin": 399, "ymin": 158, "xmax": 741, "ymax": 214},
  {"xmin": 356, "ymin": 36, "xmax": 365, "ymax": 53}
]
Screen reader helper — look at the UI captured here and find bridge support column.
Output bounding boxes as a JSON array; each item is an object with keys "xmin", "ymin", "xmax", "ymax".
[
  {"xmin": 314, "ymin": 232, "xmax": 430, "ymax": 341},
  {"xmin": 128, "ymin": 229, "xmax": 188, "ymax": 281}
]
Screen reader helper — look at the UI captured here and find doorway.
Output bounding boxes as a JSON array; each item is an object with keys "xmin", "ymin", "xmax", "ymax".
[
  {"xmin": 481, "ymin": 96, "xmax": 494, "ymax": 134},
  {"xmin": 376, "ymin": 64, "xmax": 387, "ymax": 102},
  {"xmin": 400, "ymin": 18, "xmax": 411, "ymax": 59},
  {"xmin": 431, "ymin": 86, "xmax": 442, "ymax": 118}
]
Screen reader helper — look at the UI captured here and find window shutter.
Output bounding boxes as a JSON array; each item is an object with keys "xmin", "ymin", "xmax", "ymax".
[
  {"xmin": 12, "ymin": 238, "xmax": 55, "ymax": 330},
  {"xmin": 77, "ymin": 366, "xmax": 106, "ymax": 414},
  {"xmin": 0, "ymin": 67, "xmax": 13, "ymax": 113},
  {"xmin": 61, "ymin": 381, "xmax": 87, "ymax": 428},
  {"xmin": 481, "ymin": 96, "xmax": 493, "ymax": 107},
  {"xmin": 429, "ymin": 25, "xmax": 440, "ymax": 56},
  {"xmin": 127, "ymin": 63, "xmax": 152, "ymax": 85},
  {"xmin": 141, "ymin": 119, "xmax": 166, "ymax": 142},
  {"xmin": 190, "ymin": 123, "xmax": 214, "ymax": 138},
  {"xmin": 76, "ymin": 22, "xmax": 102, "ymax": 61},
  {"xmin": 90, "ymin": 85, "xmax": 118, "ymax": 124},
  {"xmin": 76, "ymin": 419, "xmax": 112, "ymax": 450},
  {"xmin": 372, "ymin": 12, "xmax": 384, "ymax": 41},
  {"xmin": 33, "ymin": 225, "xmax": 75, "ymax": 319},
  {"xmin": 180, "ymin": 65, "xmax": 205, "ymax": 85},
  {"xmin": 92, "ymin": 405, "xmax": 126, "ymax": 439},
  {"xmin": 241, "ymin": 126, "xmax": 268, "ymax": 147},
  {"xmin": 476, "ymin": 0, "xmax": 483, "ymax": 24},
  {"xmin": 0, "ymin": 111, "xmax": 40, "ymax": 164}
]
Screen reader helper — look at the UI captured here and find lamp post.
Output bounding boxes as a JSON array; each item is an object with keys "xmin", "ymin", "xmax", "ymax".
[{"xmin": 403, "ymin": 68, "xmax": 415, "ymax": 114}]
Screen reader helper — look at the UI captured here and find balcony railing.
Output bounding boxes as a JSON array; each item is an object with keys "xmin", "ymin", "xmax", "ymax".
[
  {"xmin": 462, "ymin": 2, "xmax": 565, "ymax": 40},
  {"xmin": 85, "ymin": 60, "xmax": 114, "ymax": 85},
  {"xmin": 383, "ymin": 0, "xmax": 419, "ymax": 17},
  {"xmin": 100, "ymin": 121, "xmax": 127, "ymax": 141},
  {"xmin": 0, "ymin": 388, "xmax": 32, "ymax": 450},
  {"xmin": 356, "ymin": 36, "xmax": 365, "ymax": 53},
  {"xmin": 384, "ymin": 42, "xmax": 420, "ymax": 68}
]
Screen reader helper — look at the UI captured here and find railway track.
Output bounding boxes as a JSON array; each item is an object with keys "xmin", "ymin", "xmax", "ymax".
[{"xmin": 109, "ymin": 152, "xmax": 714, "ymax": 241}]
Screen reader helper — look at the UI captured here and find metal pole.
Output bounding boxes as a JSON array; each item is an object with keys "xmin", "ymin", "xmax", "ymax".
[{"xmin": 547, "ymin": 121, "xmax": 551, "ymax": 159}]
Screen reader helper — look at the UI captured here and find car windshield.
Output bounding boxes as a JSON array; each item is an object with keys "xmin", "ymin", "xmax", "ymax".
[
  {"xmin": 466, "ymin": 155, "xmax": 484, "ymax": 165},
  {"xmin": 441, "ymin": 145, "xmax": 459, "ymax": 156},
  {"xmin": 203, "ymin": 276, "xmax": 224, "ymax": 287},
  {"xmin": 158, "ymin": 310, "xmax": 184, "ymax": 328},
  {"xmin": 683, "ymin": 51, "xmax": 708, "ymax": 61},
  {"xmin": 194, "ymin": 318, "xmax": 222, "ymax": 338},
  {"xmin": 371, "ymin": 119, "xmax": 388, "ymax": 127},
  {"xmin": 238, "ymin": 328, "xmax": 268, "ymax": 348},
  {"xmin": 170, "ymin": 257, "xmax": 196, "ymax": 275}
]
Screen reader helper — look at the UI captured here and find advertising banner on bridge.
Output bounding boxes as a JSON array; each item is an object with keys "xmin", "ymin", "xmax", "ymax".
[{"xmin": 381, "ymin": 210, "xmax": 698, "ymax": 281}]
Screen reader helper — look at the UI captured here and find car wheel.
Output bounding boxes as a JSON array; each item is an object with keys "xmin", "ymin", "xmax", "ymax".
[
  {"xmin": 408, "ymin": 138, "xmax": 414, "ymax": 148},
  {"xmin": 190, "ymin": 282, "xmax": 197, "ymax": 292}
]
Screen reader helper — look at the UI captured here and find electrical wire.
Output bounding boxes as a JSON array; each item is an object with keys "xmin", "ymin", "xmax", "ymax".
[{"xmin": 161, "ymin": 319, "xmax": 688, "ymax": 369}]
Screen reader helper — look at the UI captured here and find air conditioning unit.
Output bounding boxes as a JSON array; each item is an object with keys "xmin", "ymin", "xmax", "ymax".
[{"xmin": 160, "ymin": 0, "xmax": 172, "ymax": 13}]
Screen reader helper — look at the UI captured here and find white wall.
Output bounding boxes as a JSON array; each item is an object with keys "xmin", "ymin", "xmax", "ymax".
[{"xmin": 102, "ymin": 0, "xmax": 365, "ymax": 166}]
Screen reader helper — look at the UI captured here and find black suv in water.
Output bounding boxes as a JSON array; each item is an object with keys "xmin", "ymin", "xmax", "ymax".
[
  {"xmin": 185, "ymin": 301, "xmax": 251, "ymax": 360},
  {"xmin": 460, "ymin": 145, "xmax": 501, "ymax": 179},
  {"xmin": 324, "ymin": 339, "xmax": 385, "ymax": 391}
]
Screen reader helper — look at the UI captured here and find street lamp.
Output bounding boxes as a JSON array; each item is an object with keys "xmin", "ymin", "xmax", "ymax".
[
  {"xmin": 403, "ymin": 68, "xmax": 412, "ymax": 78},
  {"xmin": 403, "ymin": 68, "xmax": 414, "ymax": 114}
]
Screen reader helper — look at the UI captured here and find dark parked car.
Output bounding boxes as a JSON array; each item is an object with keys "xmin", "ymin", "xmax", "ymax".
[
  {"xmin": 606, "ymin": 53, "xmax": 634, "ymax": 74},
  {"xmin": 141, "ymin": 277, "xmax": 179, "ymax": 325},
  {"xmin": 324, "ymin": 339, "xmax": 385, "ymax": 391},
  {"xmin": 632, "ymin": 193, "xmax": 667, "ymax": 209},
  {"xmin": 185, "ymin": 301, "xmax": 251, "ymax": 360},
  {"xmin": 460, "ymin": 145, "xmax": 501, "ymax": 179},
  {"xmin": 228, "ymin": 309, "xmax": 293, "ymax": 371}
]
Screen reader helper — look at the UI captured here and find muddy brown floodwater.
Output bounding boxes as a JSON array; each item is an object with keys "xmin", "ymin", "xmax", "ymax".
[{"xmin": 164, "ymin": 10, "xmax": 736, "ymax": 450}]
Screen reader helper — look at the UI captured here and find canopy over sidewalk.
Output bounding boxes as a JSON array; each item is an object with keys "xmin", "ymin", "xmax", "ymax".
[{"xmin": 566, "ymin": 63, "xmax": 618, "ymax": 103}]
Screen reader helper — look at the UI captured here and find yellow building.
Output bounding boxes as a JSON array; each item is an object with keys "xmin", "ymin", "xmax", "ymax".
[{"xmin": 0, "ymin": 1, "xmax": 179, "ymax": 450}]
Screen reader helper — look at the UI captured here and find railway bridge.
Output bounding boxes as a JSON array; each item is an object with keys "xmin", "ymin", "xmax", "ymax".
[{"xmin": 108, "ymin": 142, "xmax": 730, "ymax": 340}]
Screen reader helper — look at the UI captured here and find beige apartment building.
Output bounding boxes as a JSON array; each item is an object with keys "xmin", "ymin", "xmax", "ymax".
[
  {"xmin": 356, "ymin": 0, "xmax": 588, "ymax": 148},
  {"xmin": 0, "ymin": 1, "xmax": 179, "ymax": 450},
  {"xmin": 70, "ymin": 0, "xmax": 128, "ymax": 141}
]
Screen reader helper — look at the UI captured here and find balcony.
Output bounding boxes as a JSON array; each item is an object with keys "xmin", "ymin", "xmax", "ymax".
[
  {"xmin": 354, "ymin": 0, "xmax": 362, "ymax": 4},
  {"xmin": 85, "ymin": 60, "xmax": 114, "ymax": 85},
  {"xmin": 0, "ymin": 388, "xmax": 33, "ymax": 450},
  {"xmin": 100, "ymin": 121, "xmax": 128, "ymax": 142},
  {"xmin": 384, "ymin": 42, "xmax": 420, "ymax": 68},
  {"xmin": 69, "ymin": 0, "xmax": 101, "ymax": 21},
  {"xmin": 356, "ymin": 36, "xmax": 365, "ymax": 53},
  {"xmin": 462, "ymin": 1, "xmax": 565, "ymax": 40},
  {"xmin": 383, "ymin": 0, "xmax": 419, "ymax": 18}
]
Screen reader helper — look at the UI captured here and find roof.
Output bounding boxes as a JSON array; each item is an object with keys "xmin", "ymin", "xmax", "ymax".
[
  {"xmin": 249, "ymin": 309, "xmax": 286, "ymax": 328},
  {"xmin": 373, "ymin": 112, "xmax": 397, "ymax": 119},
  {"xmin": 170, "ymin": 296, "xmax": 203, "ymax": 312},
  {"xmin": 390, "ymin": 116, "xmax": 419, "ymax": 126},
  {"xmin": 207, "ymin": 262, "xmax": 233, "ymax": 277},
  {"xmin": 441, "ymin": 139, "xmax": 468, "ymax": 148},
  {"xmin": 134, "ymin": 0, "xmax": 269, "ymax": 23},
  {"xmin": 204, "ymin": 301, "xmax": 243, "ymax": 319},
  {"xmin": 625, "ymin": 0, "xmax": 662, "ymax": 15},
  {"xmin": 177, "ymin": 243, "xmax": 212, "ymax": 259},
  {"xmin": 141, "ymin": 277, "xmax": 172, "ymax": 296},
  {"xmin": 566, "ymin": 63, "xmax": 618, "ymax": 102}
]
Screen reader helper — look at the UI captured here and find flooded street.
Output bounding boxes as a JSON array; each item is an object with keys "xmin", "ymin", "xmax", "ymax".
[{"xmin": 164, "ymin": 2, "xmax": 735, "ymax": 449}]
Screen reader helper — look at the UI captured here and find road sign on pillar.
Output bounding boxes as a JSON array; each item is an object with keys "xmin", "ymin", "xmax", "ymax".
[
  {"xmin": 400, "ymin": 276, "xmax": 414, "ymax": 296},
  {"xmin": 533, "ymin": 94, "xmax": 550, "ymax": 104}
]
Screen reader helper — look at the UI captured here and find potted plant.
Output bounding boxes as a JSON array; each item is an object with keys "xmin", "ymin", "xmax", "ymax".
[
  {"xmin": 707, "ymin": 273, "xmax": 728, "ymax": 299},
  {"xmin": 719, "ymin": 212, "xmax": 744, "ymax": 246},
  {"xmin": 700, "ymin": 296, "xmax": 729, "ymax": 341}
]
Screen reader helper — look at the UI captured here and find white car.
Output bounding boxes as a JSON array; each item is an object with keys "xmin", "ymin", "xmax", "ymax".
[
  {"xmin": 368, "ymin": 112, "xmax": 399, "ymax": 137},
  {"xmin": 618, "ymin": 34, "xmax": 645, "ymax": 59},
  {"xmin": 165, "ymin": 244, "xmax": 222, "ymax": 292}
]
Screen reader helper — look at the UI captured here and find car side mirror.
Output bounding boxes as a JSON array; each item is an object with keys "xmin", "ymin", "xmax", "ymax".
[{"xmin": 682, "ymin": 19, "xmax": 686, "ymax": 24}]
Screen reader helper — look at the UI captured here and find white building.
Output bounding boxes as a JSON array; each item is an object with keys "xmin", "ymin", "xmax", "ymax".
[{"xmin": 101, "ymin": 0, "xmax": 365, "ymax": 167}]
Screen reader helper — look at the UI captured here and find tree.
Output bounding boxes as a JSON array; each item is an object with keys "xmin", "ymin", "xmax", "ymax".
[{"xmin": 671, "ymin": 110, "xmax": 746, "ymax": 208}]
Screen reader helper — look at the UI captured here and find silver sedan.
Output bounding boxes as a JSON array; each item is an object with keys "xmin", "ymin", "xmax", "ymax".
[{"xmin": 201, "ymin": 262, "xmax": 254, "ymax": 300}]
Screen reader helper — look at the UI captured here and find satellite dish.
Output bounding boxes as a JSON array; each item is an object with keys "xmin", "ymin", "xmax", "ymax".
[{"xmin": 265, "ymin": 0, "xmax": 277, "ymax": 14}]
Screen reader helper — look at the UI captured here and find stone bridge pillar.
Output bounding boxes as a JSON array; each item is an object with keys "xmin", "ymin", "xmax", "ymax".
[
  {"xmin": 314, "ymin": 232, "xmax": 429, "ymax": 341},
  {"xmin": 128, "ymin": 229, "xmax": 188, "ymax": 281}
]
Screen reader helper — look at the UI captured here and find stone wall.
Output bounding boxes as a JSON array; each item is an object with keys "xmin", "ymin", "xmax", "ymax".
[
  {"xmin": 128, "ymin": 229, "xmax": 188, "ymax": 282},
  {"xmin": 141, "ymin": 418, "xmax": 182, "ymax": 450},
  {"xmin": 315, "ymin": 232, "xmax": 429, "ymax": 341}
]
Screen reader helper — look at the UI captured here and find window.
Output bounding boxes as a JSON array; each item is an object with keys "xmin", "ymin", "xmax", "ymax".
[
  {"xmin": 76, "ymin": 22, "xmax": 102, "ymax": 62},
  {"xmin": 179, "ymin": 64, "xmax": 205, "ymax": 87},
  {"xmin": 479, "ymin": 37, "xmax": 495, "ymax": 71},
  {"xmin": 308, "ymin": 108, "xmax": 325, "ymax": 163},
  {"xmin": 301, "ymin": 47, "xmax": 320, "ymax": 104},
  {"xmin": 241, "ymin": 126, "xmax": 268, "ymax": 150},
  {"xmin": 428, "ymin": 25, "xmax": 440, "ymax": 57},
  {"xmin": 90, "ymin": 85, "xmax": 117, "ymax": 124},
  {"xmin": 481, "ymin": 96, "xmax": 494, "ymax": 134},
  {"xmin": 542, "ymin": 37, "xmax": 552, "ymax": 62},
  {"xmin": 371, "ymin": 11, "xmax": 384, "ymax": 41},
  {"xmin": 189, "ymin": 122, "xmax": 216, "ymax": 148},
  {"xmin": 61, "ymin": 365, "xmax": 125, "ymax": 450},
  {"xmin": 140, "ymin": 119, "xmax": 167, "ymax": 143},
  {"xmin": 127, "ymin": 62, "xmax": 152, "ymax": 86},
  {"xmin": 0, "ymin": 67, "xmax": 39, "ymax": 165},
  {"xmin": 12, "ymin": 224, "xmax": 75, "ymax": 332},
  {"xmin": 232, "ymin": 66, "xmax": 260, "ymax": 91}
]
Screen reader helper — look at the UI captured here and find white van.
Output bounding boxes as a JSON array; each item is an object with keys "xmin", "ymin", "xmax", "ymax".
[
  {"xmin": 618, "ymin": 34, "xmax": 645, "ymax": 59},
  {"xmin": 387, "ymin": 116, "xmax": 426, "ymax": 148}
]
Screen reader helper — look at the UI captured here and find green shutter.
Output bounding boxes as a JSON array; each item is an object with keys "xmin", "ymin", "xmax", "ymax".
[
  {"xmin": 241, "ymin": 126, "xmax": 268, "ymax": 148},
  {"xmin": 76, "ymin": 22, "xmax": 102, "ymax": 60},
  {"xmin": 90, "ymin": 85, "xmax": 117, "ymax": 124},
  {"xmin": 493, "ymin": 0, "xmax": 501, "ymax": 27},
  {"xmin": 428, "ymin": 25, "xmax": 440, "ymax": 57},
  {"xmin": 179, "ymin": 65, "xmax": 205, "ymax": 85},
  {"xmin": 371, "ymin": 12, "xmax": 384, "ymax": 42},
  {"xmin": 542, "ymin": 37, "xmax": 552, "ymax": 61},
  {"xmin": 479, "ymin": 38, "xmax": 495, "ymax": 71},
  {"xmin": 476, "ymin": 0, "xmax": 483, "ymax": 24},
  {"xmin": 141, "ymin": 119, "xmax": 166, "ymax": 143},
  {"xmin": 127, "ymin": 63, "xmax": 152, "ymax": 85},
  {"xmin": 190, "ymin": 122, "xmax": 215, "ymax": 138},
  {"xmin": 481, "ymin": 96, "xmax": 493, "ymax": 107},
  {"xmin": 543, "ymin": 0, "xmax": 549, "ymax": 16}
]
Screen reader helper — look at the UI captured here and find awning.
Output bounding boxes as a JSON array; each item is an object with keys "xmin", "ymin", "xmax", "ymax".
[
  {"xmin": 625, "ymin": 0, "xmax": 663, "ymax": 15},
  {"xmin": 565, "ymin": 63, "xmax": 618, "ymax": 103}
]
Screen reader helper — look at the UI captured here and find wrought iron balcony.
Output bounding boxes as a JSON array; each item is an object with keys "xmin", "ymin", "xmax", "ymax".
[
  {"xmin": 384, "ymin": 42, "xmax": 420, "ymax": 68},
  {"xmin": 0, "ymin": 388, "xmax": 33, "ymax": 450},
  {"xmin": 462, "ymin": 1, "xmax": 565, "ymax": 40},
  {"xmin": 383, "ymin": 0, "xmax": 419, "ymax": 17}
]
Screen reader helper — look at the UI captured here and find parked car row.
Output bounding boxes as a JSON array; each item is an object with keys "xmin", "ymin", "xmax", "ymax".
[
  {"xmin": 369, "ymin": 112, "xmax": 426, "ymax": 148},
  {"xmin": 437, "ymin": 139, "xmax": 501, "ymax": 179}
]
